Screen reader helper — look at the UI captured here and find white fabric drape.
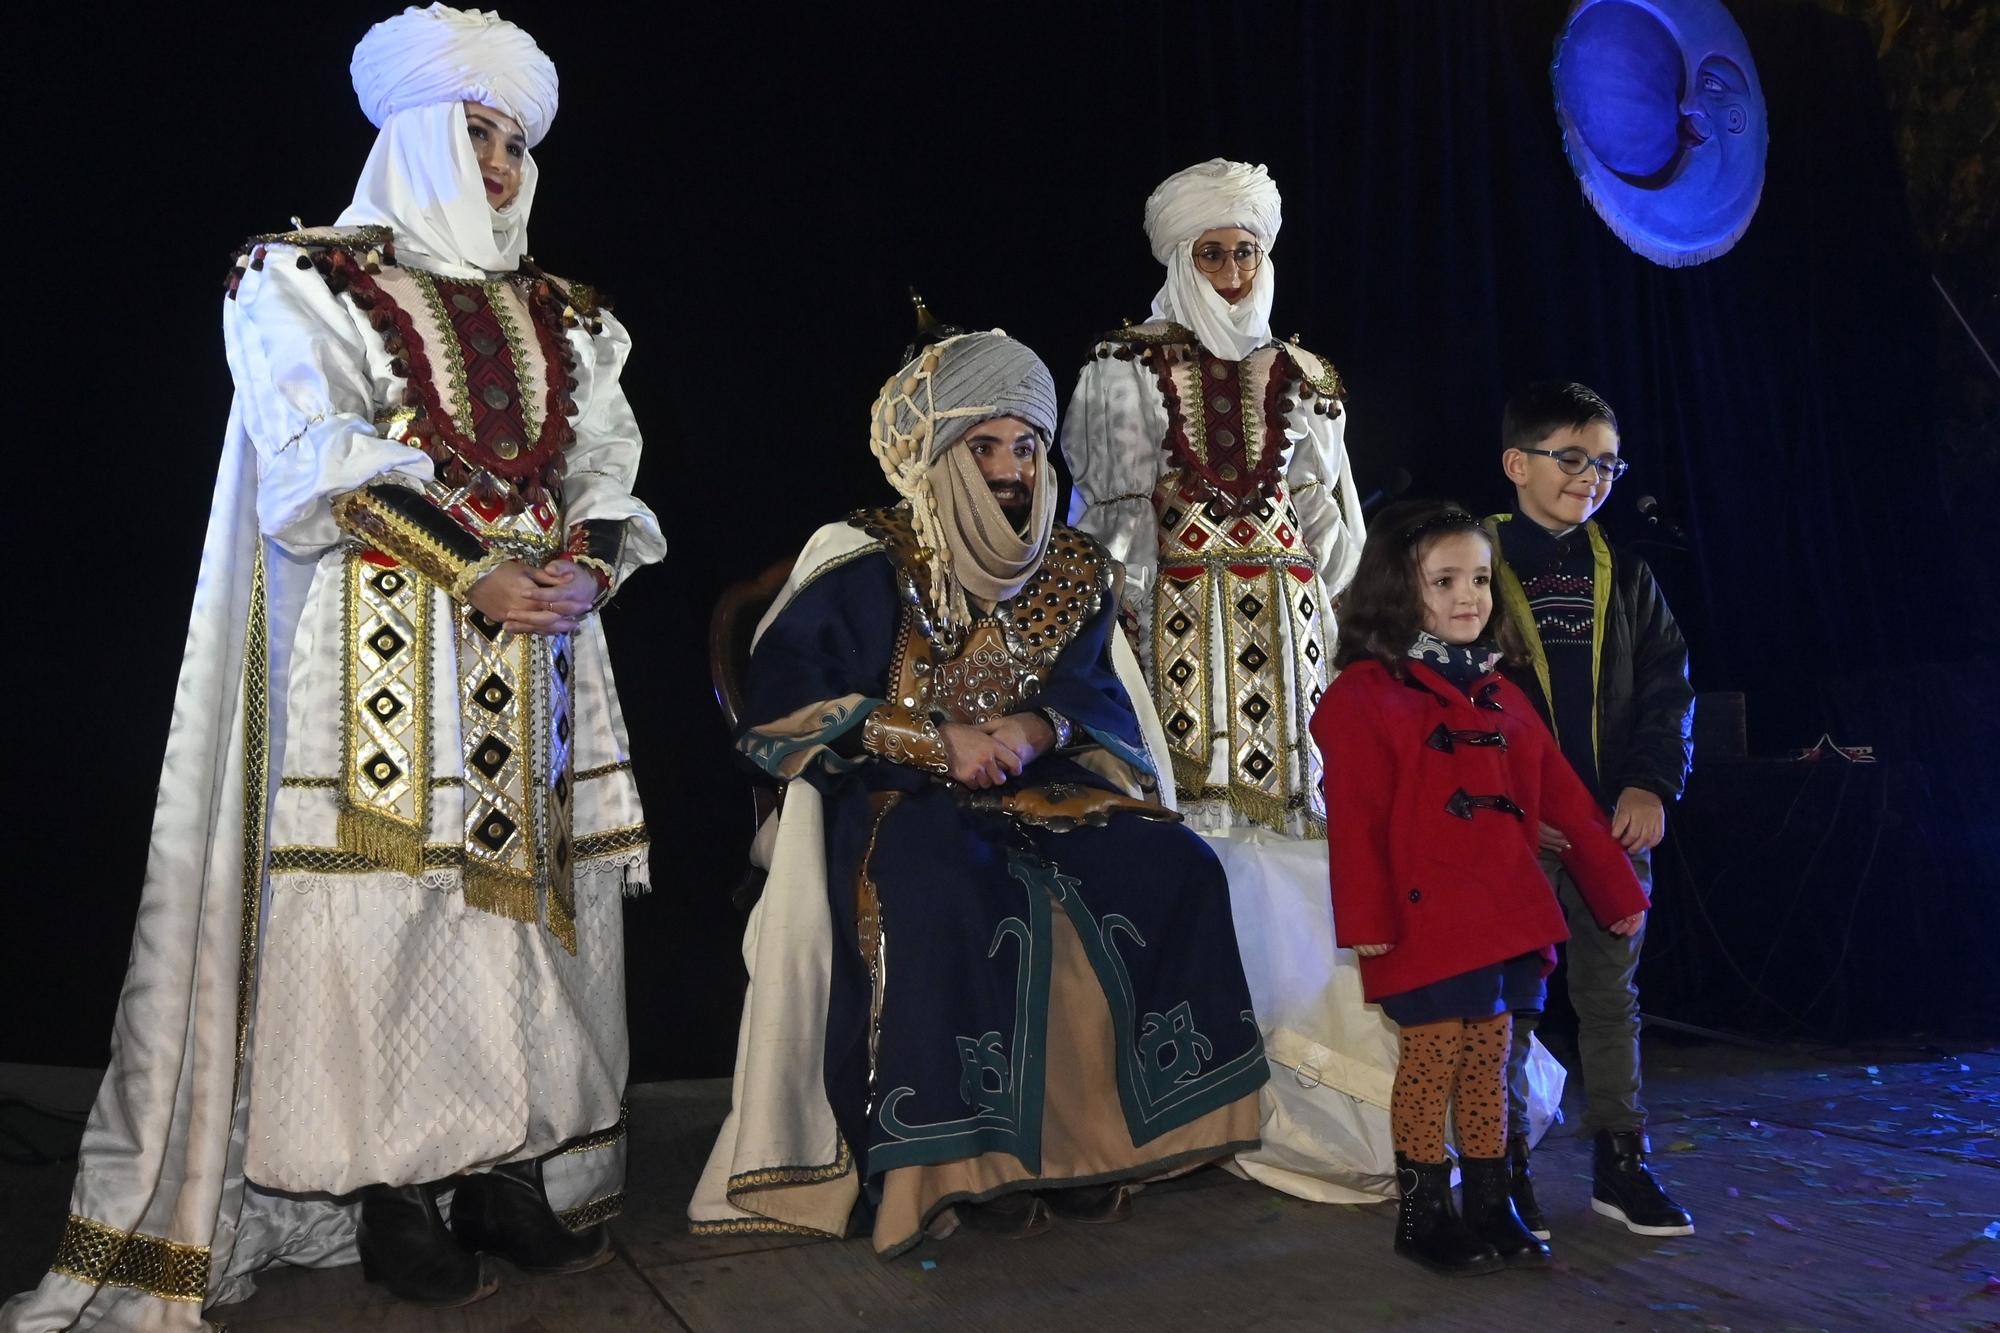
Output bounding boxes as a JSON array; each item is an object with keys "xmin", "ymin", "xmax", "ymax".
[
  {"xmin": 337, "ymin": 101, "xmax": 538, "ymax": 277},
  {"xmin": 1149, "ymin": 250, "xmax": 1277, "ymax": 363},
  {"xmin": 1204, "ymin": 828, "xmax": 1567, "ymax": 1203}
]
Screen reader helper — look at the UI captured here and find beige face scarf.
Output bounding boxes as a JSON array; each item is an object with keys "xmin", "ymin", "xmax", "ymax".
[
  {"xmin": 930, "ymin": 433, "xmax": 1057, "ymax": 607},
  {"xmin": 869, "ymin": 331, "xmax": 1061, "ymax": 626}
]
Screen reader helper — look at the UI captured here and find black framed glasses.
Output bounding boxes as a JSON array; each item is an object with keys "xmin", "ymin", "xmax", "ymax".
[
  {"xmin": 1519, "ymin": 446, "xmax": 1630, "ymax": 481},
  {"xmin": 1192, "ymin": 242, "xmax": 1265, "ymax": 274}
]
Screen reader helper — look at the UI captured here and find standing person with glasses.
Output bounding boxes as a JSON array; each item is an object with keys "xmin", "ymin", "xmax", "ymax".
[
  {"xmin": 1062, "ymin": 158, "xmax": 1364, "ymax": 841},
  {"xmin": 1486, "ymin": 381, "xmax": 1697, "ymax": 1244},
  {"xmin": 1061, "ymin": 160, "xmax": 1565, "ymax": 1213}
]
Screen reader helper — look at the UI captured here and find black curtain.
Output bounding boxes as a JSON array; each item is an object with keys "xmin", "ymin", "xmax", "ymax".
[{"xmin": 13, "ymin": 1, "xmax": 1992, "ymax": 1079}]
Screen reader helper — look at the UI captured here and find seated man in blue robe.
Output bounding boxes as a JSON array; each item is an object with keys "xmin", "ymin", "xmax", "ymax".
[{"xmin": 689, "ymin": 331, "xmax": 1268, "ymax": 1256}]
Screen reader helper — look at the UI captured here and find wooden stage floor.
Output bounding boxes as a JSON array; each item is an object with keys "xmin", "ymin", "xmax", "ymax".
[{"xmin": 3, "ymin": 1035, "xmax": 1994, "ymax": 1331}]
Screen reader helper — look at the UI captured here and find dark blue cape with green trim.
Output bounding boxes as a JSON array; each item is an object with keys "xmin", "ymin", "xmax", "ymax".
[{"xmin": 739, "ymin": 544, "xmax": 1268, "ymax": 1199}]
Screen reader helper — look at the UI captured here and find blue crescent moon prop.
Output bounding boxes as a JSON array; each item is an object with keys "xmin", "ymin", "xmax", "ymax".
[{"xmin": 1553, "ymin": 0, "xmax": 1769, "ymax": 267}]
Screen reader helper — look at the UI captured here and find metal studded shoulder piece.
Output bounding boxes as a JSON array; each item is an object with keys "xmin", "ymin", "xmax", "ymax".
[
  {"xmin": 1090, "ymin": 320, "xmax": 1198, "ymax": 363},
  {"xmin": 849, "ymin": 504, "xmax": 933, "ymax": 605},
  {"xmin": 1277, "ymin": 340, "xmax": 1348, "ymax": 415},
  {"xmin": 999, "ymin": 525, "xmax": 1112, "ymax": 667},
  {"xmin": 519, "ymin": 256, "xmax": 610, "ymax": 337},
  {"xmin": 226, "ymin": 225, "xmax": 397, "ymax": 300}
]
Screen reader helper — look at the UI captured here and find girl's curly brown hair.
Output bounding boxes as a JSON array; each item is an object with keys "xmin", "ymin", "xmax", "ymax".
[{"xmin": 1333, "ymin": 498, "xmax": 1524, "ymax": 675}]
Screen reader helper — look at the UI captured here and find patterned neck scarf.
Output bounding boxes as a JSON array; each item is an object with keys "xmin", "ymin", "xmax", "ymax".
[{"xmin": 1408, "ymin": 631, "xmax": 1500, "ymax": 691}]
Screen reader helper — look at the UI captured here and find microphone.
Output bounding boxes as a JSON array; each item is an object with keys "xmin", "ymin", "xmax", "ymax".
[
  {"xmin": 1361, "ymin": 467, "xmax": 1413, "ymax": 516},
  {"xmin": 1636, "ymin": 495, "xmax": 1688, "ymax": 542}
]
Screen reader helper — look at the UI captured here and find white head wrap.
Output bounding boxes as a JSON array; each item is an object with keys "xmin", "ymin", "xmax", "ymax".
[
  {"xmin": 1143, "ymin": 158, "xmax": 1283, "ymax": 361},
  {"xmin": 352, "ymin": 5, "xmax": 558, "ymax": 145},
  {"xmin": 336, "ymin": 6, "xmax": 556, "ymax": 275},
  {"xmin": 870, "ymin": 332, "xmax": 1060, "ymax": 627}
]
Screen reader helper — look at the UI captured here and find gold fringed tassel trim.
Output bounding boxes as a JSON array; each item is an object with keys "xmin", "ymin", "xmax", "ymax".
[
  {"xmin": 462, "ymin": 860, "xmax": 538, "ymax": 924},
  {"xmin": 546, "ymin": 860, "xmax": 578, "ymax": 954},
  {"xmin": 1227, "ymin": 783, "xmax": 1296, "ymax": 838},
  {"xmin": 1170, "ymin": 751, "xmax": 1212, "ymax": 799},
  {"xmin": 335, "ymin": 803, "xmax": 432, "ymax": 879}
]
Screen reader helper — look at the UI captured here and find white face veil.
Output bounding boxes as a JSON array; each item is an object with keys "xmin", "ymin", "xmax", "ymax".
[
  {"xmin": 1143, "ymin": 159, "xmax": 1284, "ymax": 362},
  {"xmin": 335, "ymin": 4, "xmax": 558, "ymax": 276},
  {"xmin": 338, "ymin": 101, "xmax": 539, "ymax": 275}
]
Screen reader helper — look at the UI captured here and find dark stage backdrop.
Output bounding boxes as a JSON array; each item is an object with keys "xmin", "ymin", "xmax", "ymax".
[{"xmin": 13, "ymin": 2, "xmax": 1994, "ymax": 1080}]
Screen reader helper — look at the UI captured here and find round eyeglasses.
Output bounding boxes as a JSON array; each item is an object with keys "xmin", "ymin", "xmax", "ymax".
[
  {"xmin": 1193, "ymin": 242, "xmax": 1265, "ymax": 274},
  {"xmin": 1519, "ymin": 446, "xmax": 1630, "ymax": 481}
]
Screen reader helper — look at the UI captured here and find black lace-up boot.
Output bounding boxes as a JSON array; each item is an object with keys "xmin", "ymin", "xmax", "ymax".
[
  {"xmin": 1461, "ymin": 1155, "xmax": 1553, "ymax": 1268},
  {"xmin": 1394, "ymin": 1154, "xmax": 1504, "ymax": 1276},
  {"xmin": 1507, "ymin": 1134, "xmax": 1551, "ymax": 1240}
]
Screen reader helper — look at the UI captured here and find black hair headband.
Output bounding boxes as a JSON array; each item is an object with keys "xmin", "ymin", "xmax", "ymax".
[{"xmin": 1398, "ymin": 511, "xmax": 1483, "ymax": 545}]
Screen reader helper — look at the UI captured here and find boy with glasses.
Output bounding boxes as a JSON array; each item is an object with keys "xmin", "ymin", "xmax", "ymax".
[{"xmin": 1485, "ymin": 382, "xmax": 1696, "ymax": 1242}]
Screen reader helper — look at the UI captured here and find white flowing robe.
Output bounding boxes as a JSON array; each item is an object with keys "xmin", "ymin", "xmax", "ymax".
[{"xmin": 4, "ymin": 239, "xmax": 663, "ymax": 1331}]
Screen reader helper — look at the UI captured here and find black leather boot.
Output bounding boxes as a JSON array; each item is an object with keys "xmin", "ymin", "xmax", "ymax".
[
  {"xmin": 1592, "ymin": 1129, "xmax": 1695, "ymax": 1236},
  {"xmin": 1393, "ymin": 1154, "xmax": 1504, "ymax": 1276},
  {"xmin": 451, "ymin": 1159, "xmax": 615, "ymax": 1274},
  {"xmin": 357, "ymin": 1181, "xmax": 496, "ymax": 1307},
  {"xmin": 1461, "ymin": 1155, "xmax": 1553, "ymax": 1268},
  {"xmin": 1507, "ymin": 1135, "xmax": 1551, "ymax": 1240}
]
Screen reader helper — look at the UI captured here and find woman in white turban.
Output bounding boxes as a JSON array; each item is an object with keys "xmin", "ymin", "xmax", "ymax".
[
  {"xmin": 1061, "ymin": 158, "xmax": 1364, "ymax": 840},
  {"xmin": 1059, "ymin": 162, "xmax": 1570, "ymax": 1213},
  {"xmin": 3, "ymin": 5, "xmax": 664, "ymax": 1324}
]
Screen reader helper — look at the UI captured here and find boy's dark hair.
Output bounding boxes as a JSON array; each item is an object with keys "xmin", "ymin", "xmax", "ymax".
[
  {"xmin": 1334, "ymin": 498, "xmax": 1525, "ymax": 674},
  {"xmin": 1502, "ymin": 381, "xmax": 1618, "ymax": 455}
]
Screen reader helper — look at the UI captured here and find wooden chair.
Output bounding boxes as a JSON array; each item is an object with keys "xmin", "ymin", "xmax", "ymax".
[{"xmin": 709, "ymin": 557, "xmax": 795, "ymax": 909}]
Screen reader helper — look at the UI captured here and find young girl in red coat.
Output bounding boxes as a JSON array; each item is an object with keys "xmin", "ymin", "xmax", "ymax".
[{"xmin": 1312, "ymin": 500, "xmax": 1650, "ymax": 1276}]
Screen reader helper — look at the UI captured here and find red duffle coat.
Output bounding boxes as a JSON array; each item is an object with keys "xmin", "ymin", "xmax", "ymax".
[{"xmin": 1310, "ymin": 659, "xmax": 1651, "ymax": 1002}]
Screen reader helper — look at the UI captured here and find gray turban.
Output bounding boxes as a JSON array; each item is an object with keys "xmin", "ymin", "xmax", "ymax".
[{"xmin": 870, "ymin": 332, "xmax": 1060, "ymax": 616}]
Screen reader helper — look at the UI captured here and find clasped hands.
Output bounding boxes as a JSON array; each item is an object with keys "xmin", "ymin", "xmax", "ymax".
[
  {"xmin": 940, "ymin": 713, "xmax": 1057, "ymax": 789},
  {"xmin": 467, "ymin": 558, "xmax": 598, "ymax": 635}
]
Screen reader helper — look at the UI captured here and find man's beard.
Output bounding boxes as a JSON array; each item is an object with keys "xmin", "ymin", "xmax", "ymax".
[{"xmin": 990, "ymin": 483, "xmax": 1031, "ymax": 531}]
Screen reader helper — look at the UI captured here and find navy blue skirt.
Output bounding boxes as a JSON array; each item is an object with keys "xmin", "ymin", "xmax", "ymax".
[{"xmin": 1378, "ymin": 952, "xmax": 1547, "ymax": 1027}]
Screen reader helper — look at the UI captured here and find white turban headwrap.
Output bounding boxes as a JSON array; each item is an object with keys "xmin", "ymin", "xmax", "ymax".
[
  {"xmin": 870, "ymin": 332, "xmax": 1060, "ymax": 628},
  {"xmin": 352, "ymin": 4, "xmax": 558, "ymax": 146},
  {"xmin": 337, "ymin": 6, "xmax": 558, "ymax": 275},
  {"xmin": 1143, "ymin": 158, "xmax": 1283, "ymax": 362}
]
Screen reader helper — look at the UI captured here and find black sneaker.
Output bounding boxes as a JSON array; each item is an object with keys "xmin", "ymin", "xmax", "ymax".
[{"xmin": 1591, "ymin": 1130, "xmax": 1694, "ymax": 1236}]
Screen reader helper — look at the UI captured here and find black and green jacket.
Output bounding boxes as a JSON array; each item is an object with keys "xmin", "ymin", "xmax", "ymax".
[{"xmin": 1484, "ymin": 514, "xmax": 1695, "ymax": 809}]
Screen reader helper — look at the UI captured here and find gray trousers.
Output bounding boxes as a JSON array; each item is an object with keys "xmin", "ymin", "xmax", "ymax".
[{"xmin": 1505, "ymin": 847, "xmax": 1652, "ymax": 1137}]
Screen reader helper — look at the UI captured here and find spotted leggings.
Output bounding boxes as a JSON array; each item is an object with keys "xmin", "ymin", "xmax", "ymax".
[{"xmin": 1389, "ymin": 1012, "xmax": 1513, "ymax": 1163}]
